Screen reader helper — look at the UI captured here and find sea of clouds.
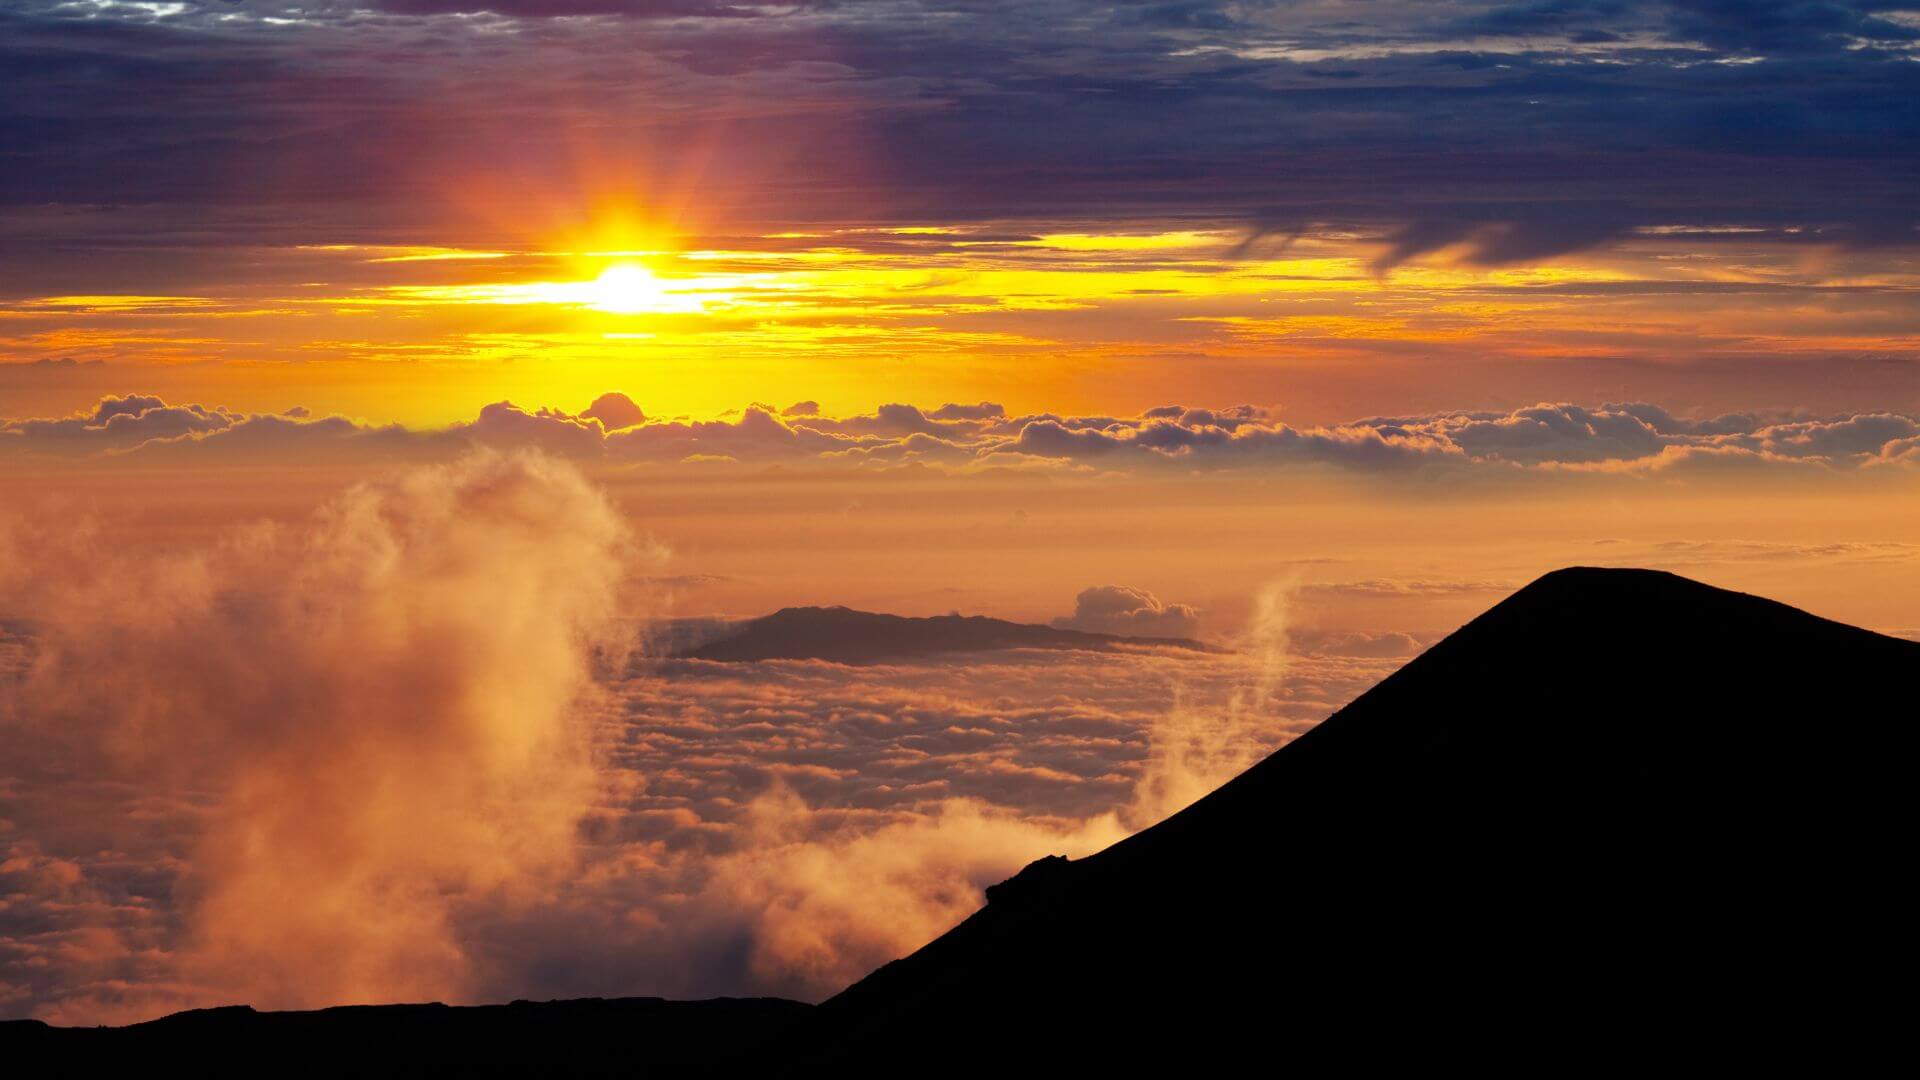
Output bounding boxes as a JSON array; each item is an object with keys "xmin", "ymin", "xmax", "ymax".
[{"xmin": 0, "ymin": 451, "xmax": 1406, "ymax": 1023}]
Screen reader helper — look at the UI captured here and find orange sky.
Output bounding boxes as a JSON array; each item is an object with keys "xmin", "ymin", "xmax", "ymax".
[{"xmin": 4, "ymin": 223, "xmax": 1917, "ymax": 426}]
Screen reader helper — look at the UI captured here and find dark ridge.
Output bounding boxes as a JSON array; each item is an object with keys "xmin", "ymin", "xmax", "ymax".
[
  {"xmin": 820, "ymin": 567, "xmax": 1918, "ymax": 1060},
  {"xmin": 677, "ymin": 604, "xmax": 1215, "ymax": 663},
  {"xmin": 1, "ymin": 997, "xmax": 809, "ymax": 1063}
]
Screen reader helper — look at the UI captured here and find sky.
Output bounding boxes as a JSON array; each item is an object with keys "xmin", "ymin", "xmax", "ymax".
[
  {"xmin": 3, "ymin": 0, "xmax": 1918, "ymax": 420},
  {"xmin": 3, "ymin": 0, "xmax": 1920, "ymax": 1024}
]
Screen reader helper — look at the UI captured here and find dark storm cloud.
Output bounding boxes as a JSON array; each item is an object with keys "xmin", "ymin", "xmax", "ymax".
[
  {"xmin": 1449, "ymin": 1, "xmax": 1640, "ymax": 36},
  {"xmin": 0, "ymin": 1, "xmax": 1915, "ymax": 266},
  {"xmin": 1663, "ymin": 0, "xmax": 1920, "ymax": 54},
  {"xmin": 1451, "ymin": 0, "xmax": 1920, "ymax": 52},
  {"xmin": 368, "ymin": 0, "xmax": 765, "ymax": 14},
  {"xmin": 1372, "ymin": 216, "xmax": 1634, "ymax": 272}
]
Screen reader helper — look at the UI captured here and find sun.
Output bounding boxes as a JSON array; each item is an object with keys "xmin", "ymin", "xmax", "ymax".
[{"xmin": 583, "ymin": 263, "xmax": 701, "ymax": 314}]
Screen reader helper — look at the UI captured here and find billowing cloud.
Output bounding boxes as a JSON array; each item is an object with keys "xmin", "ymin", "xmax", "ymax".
[
  {"xmin": 583, "ymin": 391, "xmax": 647, "ymax": 431},
  {"xmin": 1, "ymin": 451, "xmax": 642, "ymax": 1020},
  {"xmin": 927, "ymin": 402, "xmax": 1006, "ymax": 422},
  {"xmin": 0, "ymin": 396, "xmax": 237, "ymax": 456},
  {"xmin": 1052, "ymin": 585, "xmax": 1202, "ymax": 639}
]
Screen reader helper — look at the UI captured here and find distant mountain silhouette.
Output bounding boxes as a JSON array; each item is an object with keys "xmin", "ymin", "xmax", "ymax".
[
  {"xmin": 818, "ymin": 567, "xmax": 1918, "ymax": 1061},
  {"xmin": 678, "ymin": 605, "xmax": 1214, "ymax": 662},
  {"xmin": 12, "ymin": 569, "xmax": 1913, "ymax": 1063},
  {"xmin": 2, "ymin": 997, "xmax": 807, "ymax": 1065}
]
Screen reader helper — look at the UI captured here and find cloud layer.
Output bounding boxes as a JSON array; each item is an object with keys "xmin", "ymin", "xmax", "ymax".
[
  {"xmin": 8, "ymin": 394, "xmax": 1920, "ymax": 475},
  {"xmin": 0, "ymin": 459, "xmax": 1400, "ymax": 1020}
]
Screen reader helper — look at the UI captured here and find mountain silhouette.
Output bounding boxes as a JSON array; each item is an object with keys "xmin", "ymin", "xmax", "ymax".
[
  {"xmin": 1, "ymin": 997, "xmax": 808, "ymax": 1065},
  {"xmin": 679, "ymin": 605, "xmax": 1214, "ymax": 662},
  {"xmin": 9, "ymin": 568, "xmax": 1912, "ymax": 1063},
  {"xmin": 817, "ymin": 567, "xmax": 1917, "ymax": 1060}
]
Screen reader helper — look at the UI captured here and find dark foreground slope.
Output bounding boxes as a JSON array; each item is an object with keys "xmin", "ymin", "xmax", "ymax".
[
  {"xmin": 680, "ymin": 605, "xmax": 1212, "ymax": 662},
  {"xmin": 1, "ymin": 997, "xmax": 809, "ymax": 1064},
  {"xmin": 822, "ymin": 567, "xmax": 1917, "ymax": 1059}
]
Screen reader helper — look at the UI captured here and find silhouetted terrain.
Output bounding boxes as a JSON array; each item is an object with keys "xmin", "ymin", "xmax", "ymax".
[
  {"xmin": 11, "ymin": 569, "xmax": 1913, "ymax": 1063},
  {"xmin": 822, "ymin": 567, "xmax": 1917, "ymax": 1060},
  {"xmin": 678, "ymin": 605, "xmax": 1213, "ymax": 662},
  {"xmin": 0, "ymin": 997, "xmax": 808, "ymax": 1064}
]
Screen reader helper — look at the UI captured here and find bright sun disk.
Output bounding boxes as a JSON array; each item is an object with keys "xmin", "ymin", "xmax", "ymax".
[{"xmin": 585, "ymin": 263, "xmax": 698, "ymax": 314}]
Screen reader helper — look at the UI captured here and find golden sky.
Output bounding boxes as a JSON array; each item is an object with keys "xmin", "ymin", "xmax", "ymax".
[{"xmin": 5, "ymin": 224, "xmax": 1917, "ymax": 426}]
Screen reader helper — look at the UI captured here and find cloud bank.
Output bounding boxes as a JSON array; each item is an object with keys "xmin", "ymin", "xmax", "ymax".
[
  {"xmin": 0, "ymin": 457, "xmax": 1391, "ymax": 1023},
  {"xmin": 9, "ymin": 394, "xmax": 1920, "ymax": 476}
]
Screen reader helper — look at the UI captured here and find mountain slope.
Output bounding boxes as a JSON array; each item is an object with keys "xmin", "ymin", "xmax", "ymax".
[
  {"xmin": 678, "ymin": 605, "xmax": 1212, "ymax": 662},
  {"xmin": 821, "ymin": 567, "xmax": 1917, "ymax": 1056}
]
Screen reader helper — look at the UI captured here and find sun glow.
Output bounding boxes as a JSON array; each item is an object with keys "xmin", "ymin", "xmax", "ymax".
[
  {"xmin": 378, "ymin": 260, "xmax": 712, "ymax": 314},
  {"xmin": 584, "ymin": 263, "xmax": 692, "ymax": 314}
]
